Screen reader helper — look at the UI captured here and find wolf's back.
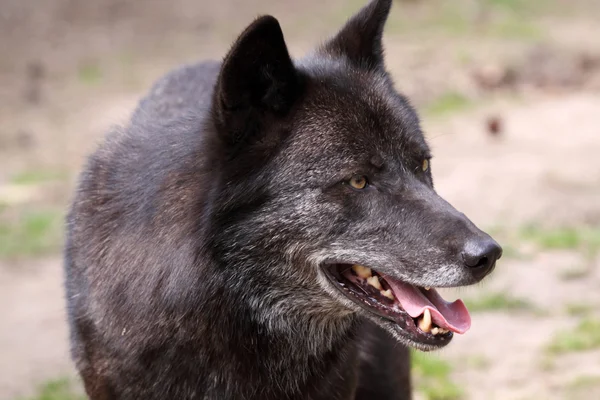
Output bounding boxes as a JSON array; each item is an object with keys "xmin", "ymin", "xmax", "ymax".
[{"xmin": 131, "ymin": 61, "xmax": 220, "ymax": 125}]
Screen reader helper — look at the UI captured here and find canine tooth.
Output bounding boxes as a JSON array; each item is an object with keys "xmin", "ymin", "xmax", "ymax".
[
  {"xmin": 418, "ymin": 309, "xmax": 432, "ymax": 333},
  {"xmin": 431, "ymin": 327, "xmax": 440, "ymax": 335},
  {"xmin": 381, "ymin": 289, "xmax": 394, "ymax": 300},
  {"xmin": 424, "ymin": 287, "xmax": 431, "ymax": 291},
  {"xmin": 352, "ymin": 265, "xmax": 372, "ymax": 279},
  {"xmin": 366, "ymin": 276, "xmax": 382, "ymax": 290}
]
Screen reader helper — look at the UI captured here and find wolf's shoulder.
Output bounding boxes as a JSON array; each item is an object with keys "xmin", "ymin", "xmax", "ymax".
[{"xmin": 72, "ymin": 61, "xmax": 221, "ymax": 226}]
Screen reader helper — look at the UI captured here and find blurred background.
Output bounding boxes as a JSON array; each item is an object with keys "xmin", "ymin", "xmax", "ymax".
[{"xmin": 1, "ymin": 0, "xmax": 599, "ymax": 399}]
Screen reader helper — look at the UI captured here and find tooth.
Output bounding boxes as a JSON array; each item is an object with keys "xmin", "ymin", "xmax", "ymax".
[
  {"xmin": 381, "ymin": 289, "xmax": 394, "ymax": 300},
  {"xmin": 352, "ymin": 265, "xmax": 372, "ymax": 279},
  {"xmin": 424, "ymin": 287, "xmax": 431, "ymax": 291},
  {"xmin": 438, "ymin": 328, "xmax": 449, "ymax": 334},
  {"xmin": 366, "ymin": 276, "xmax": 382, "ymax": 290},
  {"xmin": 431, "ymin": 327, "xmax": 440, "ymax": 335},
  {"xmin": 418, "ymin": 309, "xmax": 432, "ymax": 333}
]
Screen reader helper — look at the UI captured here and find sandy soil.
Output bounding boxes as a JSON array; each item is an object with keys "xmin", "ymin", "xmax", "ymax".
[{"xmin": 0, "ymin": 259, "xmax": 73, "ymax": 398}]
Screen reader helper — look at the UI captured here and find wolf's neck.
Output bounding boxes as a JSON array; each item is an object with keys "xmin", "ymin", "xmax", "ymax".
[
  {"xmin": 257, "ymin": 308, "xmax": 358, "ymax": 357},
  {"xmin": 202, "ymin": 286, "xmax": 361, "ymax": 398}
]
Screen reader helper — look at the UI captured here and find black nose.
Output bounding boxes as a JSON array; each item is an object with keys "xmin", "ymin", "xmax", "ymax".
[{"xmin": 461, "ymin": 238, "xmax": 502, "ymax": 278}]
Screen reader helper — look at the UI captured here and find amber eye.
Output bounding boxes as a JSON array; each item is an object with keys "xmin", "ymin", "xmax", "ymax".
[
  {"xmin": 349, "ymin": 175, "xmax": 368, "ymax": 190},
  {"xmin": 422, "ymin": 159, "xmax": 429, "ymax": 172}
]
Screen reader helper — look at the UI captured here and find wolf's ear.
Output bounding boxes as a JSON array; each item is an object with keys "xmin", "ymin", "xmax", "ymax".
[
  {"xmin": 212, "ymin": 16, "xmax": 300, "ymax": 149},
  {"xmin": 321, "ymin": 0, "xmax": 392, "ymax": 71}
]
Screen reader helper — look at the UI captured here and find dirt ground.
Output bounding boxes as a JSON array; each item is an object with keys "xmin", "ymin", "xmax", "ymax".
[{"xmin": 1, "ymin": 1, "xmax": 599, "ymax": 399}]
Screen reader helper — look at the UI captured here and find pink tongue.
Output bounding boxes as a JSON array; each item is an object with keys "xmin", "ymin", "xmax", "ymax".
[{"xmin": 383, "ymin": 275, "xmax": 471, "ymax": 334}]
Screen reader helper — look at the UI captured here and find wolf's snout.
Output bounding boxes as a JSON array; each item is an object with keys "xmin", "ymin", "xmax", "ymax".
[{"xmin": 460, "ymin": 237, "xmax": 502, "ymax": 279}]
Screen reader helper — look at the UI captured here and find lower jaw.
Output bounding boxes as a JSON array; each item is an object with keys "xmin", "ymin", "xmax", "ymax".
[
  {"xmin": 385, "ymin": 320, "xmax": 452, "ymax": 351},
  {"xmin": 322, "ymin": 264, "xmax": 453, "ymax": 349}
]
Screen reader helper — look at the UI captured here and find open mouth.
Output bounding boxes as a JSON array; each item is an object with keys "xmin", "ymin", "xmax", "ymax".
[{"xmin": 323, "ymin": 264, "xmax": 471, "ymax": 348}]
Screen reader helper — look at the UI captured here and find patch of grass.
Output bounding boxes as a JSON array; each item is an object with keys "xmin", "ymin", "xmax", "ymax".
[
  {"xmin": 78, "ymin": 62, "xmax": 102, "ymax": 85},
  {"xmin": 484, "ymin": 0, "xmax": 550, "ymax": 14},
  {"xmin": 424, "ymin": 91, "xmax": 472, "ymax": 117},
  {"xmin": 328, "ymin": 0, "xmax": 547, "ymax": 41},
  {"xmin": 18, "ymin": 378, "xmax": 84, "ymax": 400},
  {"xmin": 565, "ymin": 303, "xmax": 594, "ymax": 317},
  {"xmin": 464, "ymin": 292, "xmax": 535, "ymax": 313},
  {"xmin": 521, "ymin": 225, "xmax": 579, "ymax": 248},
  {"xmin": 485, "ymin": 0, "xmax": 527, "ymax": 10},
  {"xmin": 519, "ymin": 224, "xmax": 600, "ymax": 257},
  {"xmin": 566, "ymin": 375, "xmax": 600, "ymax": 390},
  {"xmin": 488, "ymin": 18, "xmax": 541, "ymax": 39},
  {"xmin": 537, "ymin": 355, "xmax": 556, "ymax": 372},
  {"xmin": 10, "ymin": 170, "xmax": 68, "ymax": 185},
  {"xmin": 412, "ymin": 351, "xmax": 463, "ymax": 400},
  {"xmin": 480, "ymin": 0, "xmax": 546, "ymax": 39},
  {"xmin": 493, "ymin": 224, "xmax": 600, "ymax": 261},
  {"xmin": 431, "ymin": 9, "xmax": 470, "ymax": 35},
  {"xmin": 0, "ymin": 208, "xmax": 63, "ymax": 259},
  {"xmin": 547, "ymin": 318, "xmax": 600, "ymax": 354},
  {"xmin": 464, "ymin": 355, "xmax": 491, "ymax": 370},
  {"xmin": 456, "ymin": 49, "xmax": 473, "ymax": 66},
  {"xmin": 423, "ymin": 1, "xmax": 542, "ymax": 39}
]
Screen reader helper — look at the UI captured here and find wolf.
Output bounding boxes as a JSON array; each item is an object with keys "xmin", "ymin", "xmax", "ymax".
[{"xmin": 64, "ymin": 0, "xmax": 502, "ymax": 399}]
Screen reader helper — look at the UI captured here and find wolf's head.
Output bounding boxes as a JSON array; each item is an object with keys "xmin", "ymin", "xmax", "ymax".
[{"xmin": 208, "ymin": 0, "xmax": 502, "ymax": 351}]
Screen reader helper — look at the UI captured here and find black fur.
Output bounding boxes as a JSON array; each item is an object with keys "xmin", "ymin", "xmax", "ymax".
[{"xmin": 65, "ymin": 1, "xmax": 500, "ymax": 399}]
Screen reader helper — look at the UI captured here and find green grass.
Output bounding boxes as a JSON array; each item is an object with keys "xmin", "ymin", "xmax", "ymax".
[
  {"xmin": 330, "ymin": 0, "xmax": 546, "ymax": 41},
  {"xmin": 566, "ymin": 375, "xmax": 600, "ymax": 390},
  {"xmin": 0, "ymin": 209, "xmax": 63, "ymax": 259},
  {"xmin": 412, "ymin": 351, "xmax": 463, "ymax": 400},
  {"xmin": 487, "ymin": 18, "xmax": 541, "ymax": 39},
  {"xmin": 489, "ymin": 224, "xmax": 600, "ymax": 260},
  {"xmin": 521, "ymin": 225, "xmax": 579, "ymax": 248},
  {"xmin": 464, "ymin": 292, "xmax": 535, "ymax": 313},
  {"xmin": 78, "ymin": 62, "xmax": 103, "ymax": 85},
  {"xmin": 395, "ymin": 0, "xmax": 542, "ymax": 39},
  {"xmin": 464, "ymin": 355, "xmax": 491, "ymax": 370},
  {"xmin": 18, "ymin": 378, "xmax": 84, "ymax": 400},
  {"xmin": 466, "ymin": 0, "xmax": 544, "ymax": 39},
  {"xmin": 486, "ymin": 0, "xmax": 528, "ymax": 10},
  {"xmin": 484, "ymin": 0, "xmax": 551, "ymax": 13},
  {"xmin": 547, "ymin": 318, "xmax": 600, "ymax": 354},
  {"xmin": 537, "ymin": 355, "xmax": 556, "ymax": 372},
  {"xmin": 565, "ymin": 303, "xmax": 594, "ymax": 317},
  {"xmin": 10, "ymin": 170, "xmax": 68, "ymax": 185},
  {"xmin": 519, "ymin": 225, "xmax": 600, "ymax": 255},
  {"xmin": 424, "ymin": 92, "xmax": 473, "ymax": 117}
]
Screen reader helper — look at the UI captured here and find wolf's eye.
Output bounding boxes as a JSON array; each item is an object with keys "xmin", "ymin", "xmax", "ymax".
[
  {"xmin": 422, "ymin": 159, "xmax": 429, "ymax": 172},
  {"xmin": 349, "ymin": 175, "xmax": 368, "ymax": 190}
]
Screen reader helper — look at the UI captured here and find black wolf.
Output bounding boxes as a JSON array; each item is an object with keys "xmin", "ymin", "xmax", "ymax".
[{"xmin": 64, "ymin": 0, "xmax": 502, "ymax": 399}]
